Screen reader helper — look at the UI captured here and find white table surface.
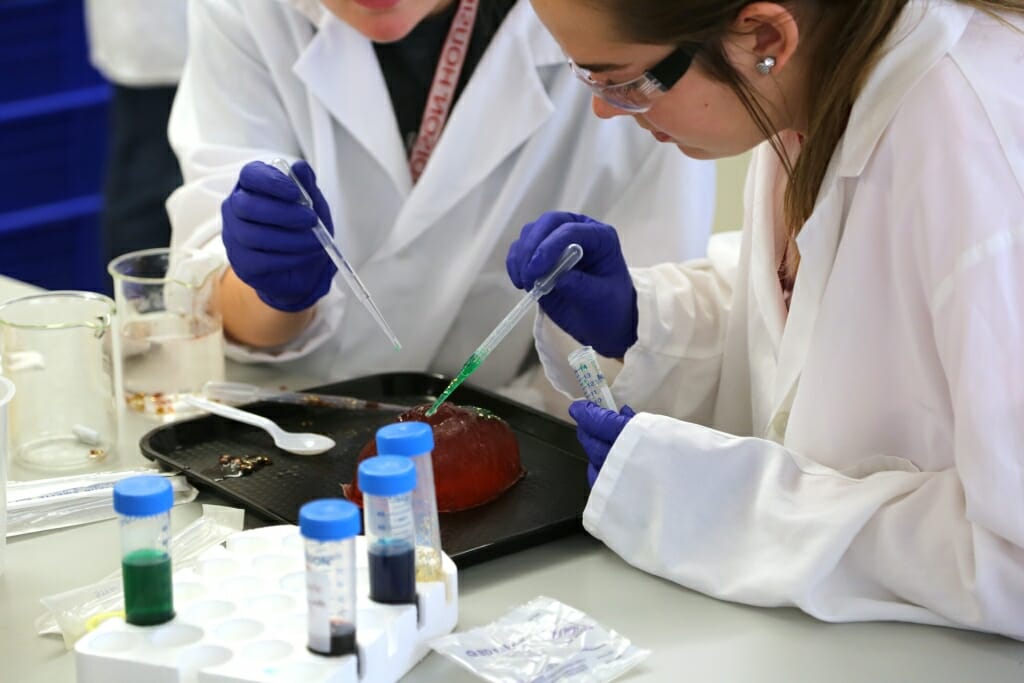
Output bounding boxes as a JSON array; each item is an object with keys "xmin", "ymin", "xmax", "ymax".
[{"xmin": 2, "ymin": 274, "xmax": 1023, "ymax": 683}]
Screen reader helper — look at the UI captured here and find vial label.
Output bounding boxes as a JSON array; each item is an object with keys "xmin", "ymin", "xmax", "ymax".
[{"xmin": 369, "ymin": 499, "xmax": 414, "ymax": 541}]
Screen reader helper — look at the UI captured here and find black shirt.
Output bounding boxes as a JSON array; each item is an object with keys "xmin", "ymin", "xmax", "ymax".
[{"xmin": 373, "ymin": 0, "xmax": 517, "ymax": 154}]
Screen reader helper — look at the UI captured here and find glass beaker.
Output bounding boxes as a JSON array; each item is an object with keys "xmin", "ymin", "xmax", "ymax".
[
  {"xmin": 0, "ymin": 291, "xmax": 117, "ymax": 471},
  {"xmin": 0, "ymin": 376, "xmax": 14, "ymax": 575},
  {"xmin": 108, "ymin": 247, "xmax": 225, "ymax": 422}
]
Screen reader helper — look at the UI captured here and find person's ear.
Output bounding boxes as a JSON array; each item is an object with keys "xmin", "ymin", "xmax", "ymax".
[{"xmin": 730, "ymin": 2, "xmax": 800, "ymax": 76}]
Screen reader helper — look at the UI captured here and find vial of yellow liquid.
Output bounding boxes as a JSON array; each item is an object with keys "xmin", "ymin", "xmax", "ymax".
[{"xmin": 375, "ymin": 422, "xmax": 444, "ymax": 582}]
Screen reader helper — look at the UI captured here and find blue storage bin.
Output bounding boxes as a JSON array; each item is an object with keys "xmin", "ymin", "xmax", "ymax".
[
  {"xmin": 0, "ymin": 0, "xmax": 106, "ymax": 104},
  {"xmin": 0, "ymin": 87, "xmax": 110, "ymax": 214},
  {"xmin": 0, "ymin": 196, "xmax": 105, "ymax": 292}
]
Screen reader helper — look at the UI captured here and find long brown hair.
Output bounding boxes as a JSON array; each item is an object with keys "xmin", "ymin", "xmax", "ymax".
[{"xmin": 589, "ymin": 0, "xmax": 1024, "ymax": 243}]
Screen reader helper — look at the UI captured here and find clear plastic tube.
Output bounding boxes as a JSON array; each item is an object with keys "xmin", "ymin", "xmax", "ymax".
[
  {"xmin": 359, "ymin": 456, "xmax": 417, "ymax": 605},
  {"xmin": 201, "ymin": 380, "xmax": 406, "ymax": 413},
  {"xmin": 113, "ymin": 476, "xmax": 175, "ymax": 626},
  {"xmin": 300, "ymin": 499, "xmax": 359, "ymax": 657},
  {"xmin": 406, "ymin": 451, "xmax": 443, "ymax": 582}
]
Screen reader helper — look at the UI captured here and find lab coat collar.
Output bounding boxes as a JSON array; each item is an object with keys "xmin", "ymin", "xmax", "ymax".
[
  {"xmin": 833, "ymin": 0, "xmax": 973, "ymax": 178},
  {"xmin": 291, "ymin": 1, "xmax": 563, "ymax": 252},
  {"xmin": 373, "ymin": 0, "xmax": 564, "ymax": 259},
  {"xmin": 293, "ymin": 14, "xmax": 412, "ymax": 197}
]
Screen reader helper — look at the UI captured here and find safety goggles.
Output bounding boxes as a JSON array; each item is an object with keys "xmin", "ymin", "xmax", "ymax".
[{"xmin": 568, "ymin": 45, "xmax": 698, "ymax": 113}]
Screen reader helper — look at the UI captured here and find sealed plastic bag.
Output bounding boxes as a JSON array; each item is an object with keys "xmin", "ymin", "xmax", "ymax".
[
  {"xmin": 430, "ymin": 596, "xmax": 650, "ymax": 683},
  {"xmin": 8, "ymin": 467, "xmax": 197, "ymax": 537},
  {"xmin": 36, "ymin": 504, "xmax": 244, "ymax": 648}
]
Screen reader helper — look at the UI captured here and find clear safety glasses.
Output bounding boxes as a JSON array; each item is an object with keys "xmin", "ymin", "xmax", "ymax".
[{"xmin": 568, "ymin": 45, "xmax": 698, "ymax": 113}]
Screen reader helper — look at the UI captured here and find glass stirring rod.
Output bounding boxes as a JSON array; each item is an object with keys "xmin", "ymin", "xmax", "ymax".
[
  {"xmin": 268, "ymin": 159, "xmax": 401, "ymax": 350},
  {"xmin": 426, "ymin": 242, "xmax": 584, "ymax": 416}
]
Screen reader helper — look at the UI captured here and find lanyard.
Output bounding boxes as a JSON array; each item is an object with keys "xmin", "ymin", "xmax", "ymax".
[{"xmin": 408, "ymin": 0, "xmax": 479, "ymax": 183}]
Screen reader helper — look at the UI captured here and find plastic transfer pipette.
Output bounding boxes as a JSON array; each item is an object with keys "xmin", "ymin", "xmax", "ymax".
[
  {"xmin": 426, "ymin": 242, "xmax": 584, "ymax": 416},
  {"xmin": 202, "ymin": 380, "xmax": 407, "ymax": 413},
  {"xmin": 268, "ymin": 159, "xmax": 401, "ymax": 350}
]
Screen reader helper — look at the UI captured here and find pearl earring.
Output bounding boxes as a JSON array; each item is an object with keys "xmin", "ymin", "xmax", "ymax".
[{"xmin": 756, "ymin": 56, "xmax": 776, "ymax": 75}]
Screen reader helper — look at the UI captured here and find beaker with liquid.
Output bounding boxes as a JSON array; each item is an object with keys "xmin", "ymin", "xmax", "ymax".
[
  {"xmin": 108, "ymin": 248, "xmax": 225, "ymax": 422},
  {"xmin": 0, "ymin": 291, "xmax": 117, "ymax": 471},
  {"xmin": 0, "ymin": 376, "xmax": 14, "ymax": 575}
]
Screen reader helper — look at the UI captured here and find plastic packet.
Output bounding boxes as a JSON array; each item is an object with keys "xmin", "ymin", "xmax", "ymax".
[
  {"xmin": 35, "ymin": 504, "xmax": 245, "ymax": 648},
  {"xmin": 7, "ymin": 468, "xmax": 197, "ymax": 537},
  {"xmin": 430, "ymin": 596, "xmax": 650, "ymax": 683}
]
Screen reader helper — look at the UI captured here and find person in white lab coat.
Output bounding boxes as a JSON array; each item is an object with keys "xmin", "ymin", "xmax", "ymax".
[
  {"xmin": 507, "ymin": 0, "xmax": 1024, "ymax": 638},
  {"xmin": 84, "ymin": 0, "xmax": 187, "ymax": 266},
  {"xmin": 166, "ymin": 0, "xmax": 715, "ymax": 410}
]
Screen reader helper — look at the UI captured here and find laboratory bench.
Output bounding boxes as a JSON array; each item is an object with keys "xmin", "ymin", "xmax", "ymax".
[{"xmin": 2, "ymin": 274, "xmax": 1023, "ymax": 683}]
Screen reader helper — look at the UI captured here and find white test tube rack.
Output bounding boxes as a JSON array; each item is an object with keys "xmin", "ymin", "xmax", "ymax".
[{"xmin": 74, "ymin": 525, "xmax": 458, "ymax": 683}]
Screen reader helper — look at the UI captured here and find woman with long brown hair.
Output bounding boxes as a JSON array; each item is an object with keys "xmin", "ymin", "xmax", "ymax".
[{"xmin": 506, "ymin": 0, "xmax": 1024, "ymax": 637}]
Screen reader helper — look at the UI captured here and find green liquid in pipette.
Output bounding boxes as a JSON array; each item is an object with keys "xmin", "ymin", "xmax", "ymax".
[{"xmin": 426, "ymin": 352, "xmax": 485, "ymax": 416}]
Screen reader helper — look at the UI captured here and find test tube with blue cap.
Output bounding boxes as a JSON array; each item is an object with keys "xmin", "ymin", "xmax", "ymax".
[
  {"xmin": 268, "ymin": 158, "xmax": 401, "ymax": 350},
  {"xmin": 358, "ymin": 456, "xmax": 418, "ymax": 605},
  {"xmin": 300, "ymin": 498, "xmax": 360, "ymax": 658},
  {"xmin": 375, "ymin": 422, "xmax": 443, "ymax": 582},
  {"xmin": 113, "ymin": 475, "xmax": 175, "ymax": 626}
]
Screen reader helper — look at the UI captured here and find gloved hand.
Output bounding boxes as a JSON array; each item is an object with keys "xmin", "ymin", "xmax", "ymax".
[
  {"xmin": 568, "ymin": 400, "xmax": 637, "ymax": 487},
  {"xmin": 222, "ymin": 160, "xmax": 337, "ymax": 312},
  {"xmin": 506, "ymin": 211, "xmax": 638, "ymax": 358}
]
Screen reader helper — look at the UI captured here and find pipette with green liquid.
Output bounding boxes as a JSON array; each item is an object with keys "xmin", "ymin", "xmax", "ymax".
[{"xmin": 426, "ymin": 243, "xmax": 584, "ymax": 416}]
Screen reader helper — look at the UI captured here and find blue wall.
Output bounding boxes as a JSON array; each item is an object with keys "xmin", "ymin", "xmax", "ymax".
[{"xmin": 0, "ymin": 0, "xmax": 110, "ymax": 292}]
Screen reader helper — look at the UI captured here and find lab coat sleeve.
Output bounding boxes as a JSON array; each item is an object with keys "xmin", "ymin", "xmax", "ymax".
[
  {"xmin": 584, "ymin": 230, "xmax": 1024, "ymax": 638},
  {"xmin": 535, "ymin": 229, "xmax": 740, "ymax": 422},
  {"xmin": 166, "ymin": 0, "xmax": 340, "ymax": 363}
]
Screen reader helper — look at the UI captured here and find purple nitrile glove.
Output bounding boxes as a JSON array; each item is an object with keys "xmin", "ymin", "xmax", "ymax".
[
  {"xmin": 221, "ymin": 160, "xmax": 338, "ymax": 312},
  {"xmin": 568, "ymin": 400, "xmax": 637, "ymax": 487},
  {"xmin": 506, "ymin": 211, "xmax": 638, "ymax": 358}
]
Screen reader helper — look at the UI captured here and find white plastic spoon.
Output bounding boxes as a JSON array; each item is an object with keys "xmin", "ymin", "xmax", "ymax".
[{"xmin": 183, "ymin": 395, "xmax": 336, "ymax": 455}]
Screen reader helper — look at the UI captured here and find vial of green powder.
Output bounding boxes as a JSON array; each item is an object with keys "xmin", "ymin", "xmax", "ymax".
[{"xmin": 113, "ymin": 475, "xmax": 175, "ymax": 626}]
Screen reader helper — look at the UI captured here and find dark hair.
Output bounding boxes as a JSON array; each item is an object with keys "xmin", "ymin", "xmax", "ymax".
[{"xmin": 588, "ymin": 0, "xmax": 1024, "ymax": 270}]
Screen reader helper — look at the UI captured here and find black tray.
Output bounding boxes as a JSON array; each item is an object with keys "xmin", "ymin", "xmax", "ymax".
[{"xmin": 141, "ymin": 372, "xmax": 589, "ymax": 567}]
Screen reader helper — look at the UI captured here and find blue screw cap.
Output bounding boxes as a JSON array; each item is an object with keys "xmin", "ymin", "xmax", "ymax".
[
  {"xmin": 358, "ymin": 456, "xmax": 416, "ymax": 497},
  {"xmin": 376, "ymin": 421, "xmax": 434, "ymax": 457},
  {"xmin": 113, "ymin": 475, "xmax": 173, "ymax": 517},
  {"xmin": 300, "ymin": 499, "xmax": 360, "ymax": 541}
]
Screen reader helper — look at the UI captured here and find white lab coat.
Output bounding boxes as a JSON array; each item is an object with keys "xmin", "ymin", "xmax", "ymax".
[
  {"xmin": 166, "ymin": 0, "xmax": 714, "ymax": 407},
  {"xmin": 537, "ymin": 1, "xmax": 1024, "ymax": 638},
  {"xmin": 83, "ymin": 0, "xmax": 188, "ymax": 86}
]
